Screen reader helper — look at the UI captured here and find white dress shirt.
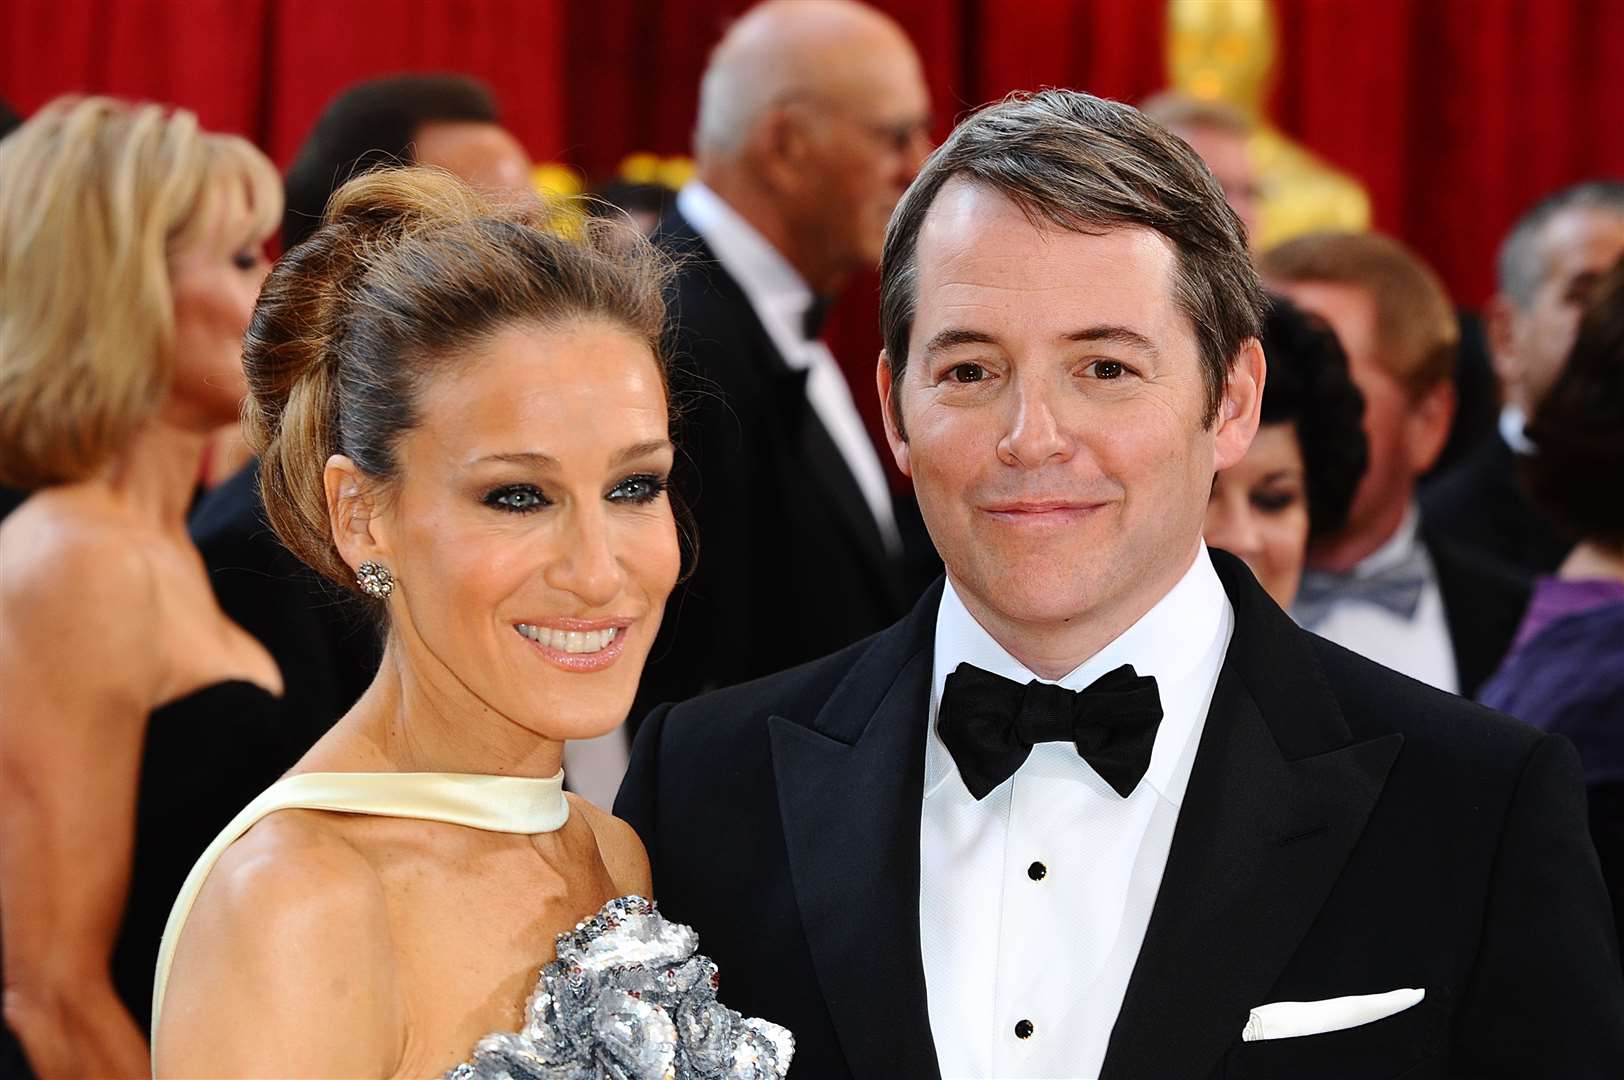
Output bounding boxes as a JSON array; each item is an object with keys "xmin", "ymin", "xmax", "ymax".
[
  {"xmin": 1499, "ymin": 404, "xmax": 1534, "ymax": 455},
  {"xmin": 920, "ymin": 547, "xmax": 1233, "ymax": 1079},
  {"xmin": 674, "ymin": 181, "xmax": 901, "ymax": 554},
  {"xmin": 1295, "ymin": 504, "xmax": 1459, "ymax": 694}
]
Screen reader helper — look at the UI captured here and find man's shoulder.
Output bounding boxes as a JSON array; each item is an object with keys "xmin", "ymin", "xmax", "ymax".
[
  {"xmin": 653, "ymin": 630, "xmax": 886, "ymax": 742},
  {"xmin": 1306, "ymin": 630, "xmax": 1543, "ymax": 775}
]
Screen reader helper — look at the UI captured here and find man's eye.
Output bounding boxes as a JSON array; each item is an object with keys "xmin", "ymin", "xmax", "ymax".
[
  {"xmin": 1091, "ymin": 360, "xmax": 1126, "ymax": 380},
  {"xmin": 948, "ymin": 363, "xmax": 987, "ymax": 384},
  {"xmin": 484, "ymin": 485, "xmax": 549, "ymax": 513}
]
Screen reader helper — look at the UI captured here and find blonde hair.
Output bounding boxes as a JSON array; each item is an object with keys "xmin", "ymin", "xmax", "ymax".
[
  {"xmin": 0, "ymin": 96, "xmax": 282, "ymax": 488},
  {"xmin": 1259, "ymin": 230, "xmax": 1459, "ymax": 399}
]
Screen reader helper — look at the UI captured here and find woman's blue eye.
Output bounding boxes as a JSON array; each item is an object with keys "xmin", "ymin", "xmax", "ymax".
[
  {"xmin": 484, "ymin": 485, "xmax": 550, "ymax": 513},
  {"xmin": 609, "ymin": 474, "xmax": 669, "ymax": 504},
  {"xmin": 232, "ymin": 250, "xmax": 261, "ymax": 271}
]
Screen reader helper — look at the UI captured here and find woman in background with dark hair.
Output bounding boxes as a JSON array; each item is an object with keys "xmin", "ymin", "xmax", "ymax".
[
  {"xmin": 1204, "ymin": 294, "xmax": 1368, "ymax": 608},
  {"xmin": 1480, "ymin": 255, "xmax": 1624, "ymax": 947}
]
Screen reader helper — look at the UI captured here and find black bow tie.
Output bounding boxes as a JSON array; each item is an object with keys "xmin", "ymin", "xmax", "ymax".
[
  {"xmin": 937, "ymin": 662, "xmax": 1163, "ymax": 800},
  {"xmin": 802, "ymin": 294, "xmax": 832, "ymax": 340}
]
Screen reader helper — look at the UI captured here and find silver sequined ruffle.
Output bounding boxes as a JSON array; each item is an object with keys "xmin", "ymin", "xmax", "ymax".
[{"xmin": 443, "ymin": 895, "xmax": 794, "ymax": 1080}]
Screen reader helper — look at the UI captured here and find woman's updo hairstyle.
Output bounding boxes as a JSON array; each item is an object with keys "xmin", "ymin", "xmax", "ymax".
[{"xmin": 245, "ymin": 166, "xmax": 673, "ymax": 592}]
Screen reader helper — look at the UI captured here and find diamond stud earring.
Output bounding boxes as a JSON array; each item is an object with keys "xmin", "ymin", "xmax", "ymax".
[{"xmin": 356, "ymin": 560, "xmax": 395, "ymax": 599}]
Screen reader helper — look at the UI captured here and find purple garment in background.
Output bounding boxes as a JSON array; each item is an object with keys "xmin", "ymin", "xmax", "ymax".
[
  {"xmin": 1510, "ymin": 576, "xmax": 1624, "ymax": 653},
  {"xmin": 1480, "ymin": 578, "xmax": 1624, "ymax": 789}
]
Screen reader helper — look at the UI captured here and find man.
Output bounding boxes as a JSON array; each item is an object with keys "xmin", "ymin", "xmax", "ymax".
[
  {"xmin": 1140, "ymin": 90, "xmax": 1261, "ymax": 240},
  {"xmin": 1425, "ymin": 181, "xmax": 1624, "ymax": 575},
  {"xmin": 636, "ymin": 0, "xmax": 934, "ymax": 713},
  {"xmin": 1260, "ymin": 232, "xmax": 1528, "ymax": 696},
  {"xmin": 617, "ymin": 90, "xmax": 1623, "ymax": 1079},
  {"xmin": 281, "ymin": 73, "xmax": 532, "ymax": 249}
]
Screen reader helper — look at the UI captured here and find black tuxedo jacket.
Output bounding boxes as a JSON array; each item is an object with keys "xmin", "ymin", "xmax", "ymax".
[
  {"xmin": 1419, "ymin": 515, "xmax": 1532, "ymax": 698},
  {"xmin": 633, "ymin": 210, "xmax": 926, "ymax": 719},
  {"xmin": 617, "ymin": 551, "xmax": 1624, "ymax": 1079},
  {"xmin": 1423, "ymin": 432, "xmax": 1573, "ymax": 578}
]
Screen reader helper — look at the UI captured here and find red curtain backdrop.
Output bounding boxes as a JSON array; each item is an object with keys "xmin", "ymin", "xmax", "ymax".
[{"xmin": 5, "ymin": 0, "xmax": 1622, "ymax": 449}]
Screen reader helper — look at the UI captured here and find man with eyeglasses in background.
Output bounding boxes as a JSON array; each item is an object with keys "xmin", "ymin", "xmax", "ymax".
[{"xmin": 630, "ymin": 0, "xmax": 936, "ymax": 723}]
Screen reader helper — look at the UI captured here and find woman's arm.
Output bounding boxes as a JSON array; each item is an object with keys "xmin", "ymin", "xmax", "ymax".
[
  {"xmin": 152, "ymin": 815, "xmax": 404, "ymax": 1077},
  {"xmin": 0, "ymin": 537, "xmax": 162, "ymax": 1078}
]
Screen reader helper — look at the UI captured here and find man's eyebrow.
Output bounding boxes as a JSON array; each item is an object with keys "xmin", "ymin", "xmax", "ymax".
[
  {"xmin": 922, "ymin": 327, "xmax": 999, "ymax": 354},
  {"xmin": 1062, "ymin": 325, "xmax": 1161, "ymax": 357}
]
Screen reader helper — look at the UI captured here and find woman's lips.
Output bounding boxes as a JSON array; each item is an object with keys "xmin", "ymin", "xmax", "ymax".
[{"xmin": 513, "ymin": 619, "xmax": 633, "ymax": 672}]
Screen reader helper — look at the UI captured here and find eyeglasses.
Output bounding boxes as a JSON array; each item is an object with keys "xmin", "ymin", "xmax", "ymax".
[{"xmin": 781, "ymin": 95, "xmax": 933, "ymax": 156}]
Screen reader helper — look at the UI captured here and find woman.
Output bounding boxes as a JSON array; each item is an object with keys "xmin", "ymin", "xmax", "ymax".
[
  {"xmin": 1480, "ymin": 256, "xmax": 1624, "ymax": 945},
  {"xmin": 0, "ymin": 97, "xmax": 285, "ymax": 1077},
  {"xmin": 1204, "ymin": 294, "xmax": 1368, "ymax": 607},
  {"xmin": 150, "ymin": 168, "xmax": 792, "ymax": 1076}
]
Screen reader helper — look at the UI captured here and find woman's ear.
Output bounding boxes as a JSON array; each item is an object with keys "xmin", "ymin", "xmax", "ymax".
[{"xmin": 323, "ymin": 454, "xmax": 390, "ymax": 575}]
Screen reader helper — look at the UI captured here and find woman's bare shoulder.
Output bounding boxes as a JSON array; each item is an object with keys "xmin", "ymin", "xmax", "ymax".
[
  {"xmin": 156, "ymin": 808, "xmax": 404, "ymax": 1075},
  {"xmin": 566, "ymin": 795, "xmax": 653, "ymax": 898}
]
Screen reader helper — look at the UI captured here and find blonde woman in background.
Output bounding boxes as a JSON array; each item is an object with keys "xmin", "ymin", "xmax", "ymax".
[{"xmin": 0, "ymin": 97, "xmax": 285, "ymax": 1077}]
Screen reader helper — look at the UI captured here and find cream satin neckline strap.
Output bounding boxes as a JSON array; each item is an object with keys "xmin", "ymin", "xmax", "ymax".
[{"xmin": 150, "ymin": 769, "xmax": 568, "ymax": 1061}]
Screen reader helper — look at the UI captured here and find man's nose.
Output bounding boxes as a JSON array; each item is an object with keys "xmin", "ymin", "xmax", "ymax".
[{"xmin": 997, "ymin": 381, "xmax": 1072, "ymax": 467}]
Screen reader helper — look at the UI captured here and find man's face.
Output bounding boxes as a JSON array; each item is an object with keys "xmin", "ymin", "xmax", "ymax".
[
  {"xmin": 414, "ymin": 121, "xmax": 534, "ymax": 201},
  {"xmin": 798, "ymin": 47, "xmax": 932, "ymax": 274},
  {"xmin": 1499, "ymin": 207, "xmax": 1624, "ymax": 411},
  {"xmin": 1271, "ymin": 281, "xmax": 1439, "ymax": 548},
  {"xmin": 881, "ymin": 181, "xmax": 1258, "ymax": 658}
]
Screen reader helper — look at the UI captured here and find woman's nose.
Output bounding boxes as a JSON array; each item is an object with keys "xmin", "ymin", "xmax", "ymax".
[{"xmin": 544, "ymin": 505, "xmax": 625, "ymax": 607}]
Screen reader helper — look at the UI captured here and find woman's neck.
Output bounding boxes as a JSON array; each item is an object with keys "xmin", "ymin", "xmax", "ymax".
[
  {"xmin": 95, "ymin": 419, "xmax": 209, "ymax": 533},
  {"xmin": 327, "ymin": 638, "xmax": 566, "ymax": 780},
  {"xmin": 1558, "ymin": 541, "xmax": 1624, "ymax": 584}
]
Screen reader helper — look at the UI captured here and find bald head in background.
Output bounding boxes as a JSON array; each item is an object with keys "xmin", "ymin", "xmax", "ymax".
[{"xmin": 694, "ymin": 0, "xmax": 932, "ymax": 293}]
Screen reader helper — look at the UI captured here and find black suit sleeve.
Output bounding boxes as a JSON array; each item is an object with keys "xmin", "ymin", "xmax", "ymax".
[
  {"xmin": 615, "ymin": 703, "xmax": 672, "ymax": 861},
  {"xmin": 1455, "ymin": 733, "xmax": 1624, "ymax": 1075}
]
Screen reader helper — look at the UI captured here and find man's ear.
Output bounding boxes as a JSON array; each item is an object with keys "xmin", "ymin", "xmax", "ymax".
[
  {"xmin": 1213, "ymin": 337, "xmax": 1266, "ymax": 471},
  {"xmin": 324, "ymin": 454, "xmax": 391, "ymax": 576},
  {"xmin": 1405, "ymin": 379, "xmax": 1457, "ymax": 475},
  {"xmin": 876, "ymin": 351, "xmax": 911, "ymax": 478},
  {"xmin": 758, "ymin": 105, "xmax": 816, "ymax": 196}
]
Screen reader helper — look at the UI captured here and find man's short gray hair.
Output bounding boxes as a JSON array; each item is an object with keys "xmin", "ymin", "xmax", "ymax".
[
  {"xmin": 1497, "ymin": 179, "xmax": 1624, "ymax": 308},
  {"xmin": 879, "ymin": 89, "xmax": 1267, "ymax": 433}
]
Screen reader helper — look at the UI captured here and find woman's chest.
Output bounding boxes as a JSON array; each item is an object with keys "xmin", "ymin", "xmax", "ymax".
[{"xmin": 371, "ymin": 844, "xmax": 621, "ymax": 1076}]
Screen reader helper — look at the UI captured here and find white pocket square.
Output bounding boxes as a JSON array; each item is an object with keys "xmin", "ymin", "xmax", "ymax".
[{"xmin": 1241, "ymin": 988, "xmax": 1425, "ymax": 1042}]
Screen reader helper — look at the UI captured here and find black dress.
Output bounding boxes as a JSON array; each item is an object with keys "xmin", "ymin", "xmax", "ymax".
[{"xmin": 0, "ymin": 679, "xmax": 323, "ymax": 1076}]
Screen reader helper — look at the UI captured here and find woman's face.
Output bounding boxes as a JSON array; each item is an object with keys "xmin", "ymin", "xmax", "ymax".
[
  {"xmin": 166, "ymin": 181, "xmax": 271, "ymax": 429},
  {"xmin": 1203, "ymin": 422, "xmax": 1311, "ymax": 608},
  {"xmin": 364, "ymin": 319, "xmax": 680, "ymax": 744}
]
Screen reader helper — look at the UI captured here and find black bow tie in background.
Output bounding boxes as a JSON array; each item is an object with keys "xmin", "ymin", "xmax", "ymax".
[{"xmin": 937, "ymin": 662, "xmax": 1164, "ymax": 800}]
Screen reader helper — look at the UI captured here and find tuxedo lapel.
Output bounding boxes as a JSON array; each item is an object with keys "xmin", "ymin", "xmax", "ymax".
[
  {"xmin": 769, "ymin": 582, "xmax": 944, "ymax": 1080},
  {"xmin": 659, "ymin": 209, "xmax": 898, "ymax": 598},
  {"xmin": 1101, "ymin": 553, "xmax": 1403, "ymax": 1080}
]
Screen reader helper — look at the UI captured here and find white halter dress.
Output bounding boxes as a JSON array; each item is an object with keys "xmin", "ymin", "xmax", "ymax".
[{"xmin": 150, "ymin": 771, "xmax": 793, "ymax": 1078}]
